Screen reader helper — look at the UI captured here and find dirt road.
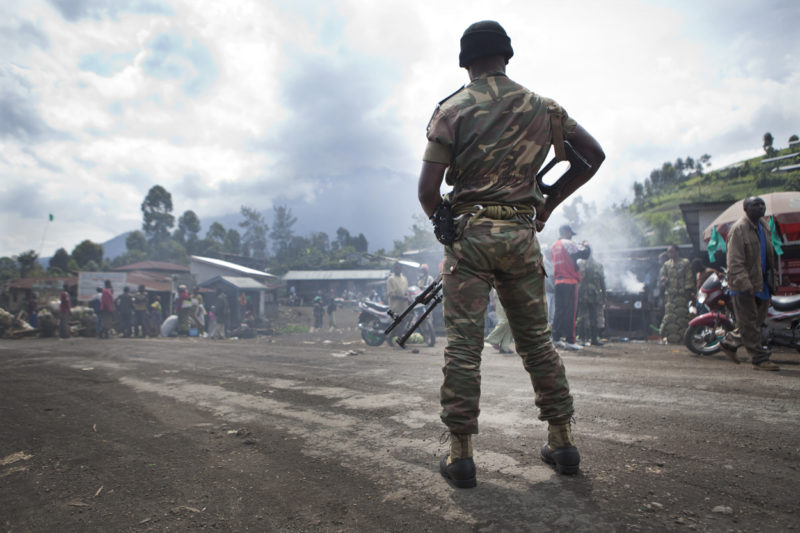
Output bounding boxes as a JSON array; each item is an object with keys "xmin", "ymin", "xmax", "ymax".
[{"xmin": 1, "ymin": 322, "xmax": 799, "ymax": 532}]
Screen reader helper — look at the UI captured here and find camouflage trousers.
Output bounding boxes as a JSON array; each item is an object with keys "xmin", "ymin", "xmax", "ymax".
[
  {"xmin": 441, "ymin": 218, "xmax": 574, "ymax": 434},
  {"xmin": 576, "ymin": 301, "xmax": 602, "ymax": 342},
  {"xmin": 659, "ymin": 294, "xmax": 690, "ymax": 344}
]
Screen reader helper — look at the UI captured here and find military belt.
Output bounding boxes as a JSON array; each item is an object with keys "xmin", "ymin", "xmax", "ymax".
[{"xmin": 453, "ymin": 202, "xmax": 535, "ymax": 221}]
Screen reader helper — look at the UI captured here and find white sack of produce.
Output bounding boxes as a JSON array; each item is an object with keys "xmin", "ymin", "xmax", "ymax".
[{"xmin": 161, "ymin": 314, "xmax": 179, "ymax": 337}]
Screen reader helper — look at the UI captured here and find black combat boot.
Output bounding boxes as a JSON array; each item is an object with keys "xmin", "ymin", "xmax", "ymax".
[
  {"xmin": 439, "ymin": 432, "xmax": 476, "ymax": 488},
  {"xmin": 540, "ymin": 419, "xmax": 580, "ymax": 475}
]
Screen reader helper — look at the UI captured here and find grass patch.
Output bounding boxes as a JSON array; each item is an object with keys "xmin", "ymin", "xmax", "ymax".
[{"xmin": 276, "ymin": 324, "xmax": 310, "ymax": 334}]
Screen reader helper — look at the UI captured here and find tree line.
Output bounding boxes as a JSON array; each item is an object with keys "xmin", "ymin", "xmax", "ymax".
[
  {"xmin": 1, "ymin": 184, "xmax": 381, "ymax": 283},
  {"xmin": 631, "ymin": 132, "xmax": 799, "ymax": 213}
]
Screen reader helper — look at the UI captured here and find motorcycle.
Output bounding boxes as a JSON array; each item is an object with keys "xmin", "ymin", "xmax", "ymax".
[
  {"xmin": 357, "ymin": 286, "xmax": 436, "ymax": 347},
  {"xmin": 684, "ymin": 271, "xmax": 735, "ymax": 355},
  {"xmin": 763, "ymin": 293, "xmax": 800, "ymax": 350}
]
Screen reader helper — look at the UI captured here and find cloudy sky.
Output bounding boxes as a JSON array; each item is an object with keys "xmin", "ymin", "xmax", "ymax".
[{"xmin": 1, "ymin": 0, "xmax": 799, "ymax": 259}]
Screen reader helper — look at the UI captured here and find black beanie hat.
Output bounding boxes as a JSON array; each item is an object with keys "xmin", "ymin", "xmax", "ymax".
[{"xmin": 459, "ymin": 20, "xmax": 514, "ymax": 68}]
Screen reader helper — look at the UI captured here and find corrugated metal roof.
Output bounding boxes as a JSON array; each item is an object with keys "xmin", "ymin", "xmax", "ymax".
[
  {"xmin": 111, "ymin": 261, "xmax": 189, "ymax": 272},
  {"xmin": 282, "ymin": 269, "xmax": 390, "ymax": 281},
  {"xmin": 200, "ymin": 275, "xmax": 270, "ymax": 290},
  {"xmin": 190, "ymin": 255, "xmax": 277, "ymax": 278},
  {"xmin": 773, "ymin": 163, "xmax": 800, "ymax": 173}
]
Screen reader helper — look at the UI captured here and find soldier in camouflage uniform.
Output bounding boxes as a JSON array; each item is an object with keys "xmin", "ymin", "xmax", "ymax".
[
  {"xmin": 417, "ymin": 20, "xmax": 605, "ymax": 488},
  {"xmin": 658, "ymin": 245, "xmax": 694, "ymax": 344},
  {"xmin": 577, "ymin": 250, "xmax": 606, "ymax": 346}
]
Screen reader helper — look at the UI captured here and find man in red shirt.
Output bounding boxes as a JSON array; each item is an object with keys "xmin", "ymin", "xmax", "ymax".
[
  {"xmin": 551, "ymin": 225, "xmax": 590, "ymax": 347},
  {"xmin": 59, "ymin": 284, "xmax": 71, "ymax": 339}
]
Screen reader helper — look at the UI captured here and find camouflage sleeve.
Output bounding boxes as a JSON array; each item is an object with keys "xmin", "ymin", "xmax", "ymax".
[
  {"xmin": 543, "ymin": 97, "xmax": 578, "ymax": 137},
  {"xmin": 422, "ymin": 140, "xmax": 451, "ymax": 164},
  {"xmin": 423, "ymin": 106, "xmax": 455, "ymax": 164}
]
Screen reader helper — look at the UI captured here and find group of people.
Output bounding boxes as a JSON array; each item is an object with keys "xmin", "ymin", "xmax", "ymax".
[
  {"xmin": 486, "ymin": 223, "xmax": 607, "ymax": 353},
  {"xmin": 87, "ymin": 281, "xmax": 163, "ymax": 339},
  {"xmin": 174, "ymin": 284, "xmax": 235, "ymax": 339},
  {"xmin": 657, "ymin": 197, "xmax": 781, "ymax": 371},
  {"xmin": 310, "ymin": 289, "xmax": 338, "ymax": 332},
  {"xmin": 80, "ymin": 282, "xmax": 243, "ymax": 341}
]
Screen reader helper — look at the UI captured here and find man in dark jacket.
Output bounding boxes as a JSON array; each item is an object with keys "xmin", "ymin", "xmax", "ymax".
[
  {"xmin": 721, "ymin": 197, "xmax": 779, "ymax": 370},
  {"xmin": 116, "ymin": 286, "xmax": 133, "ymax": 338}
]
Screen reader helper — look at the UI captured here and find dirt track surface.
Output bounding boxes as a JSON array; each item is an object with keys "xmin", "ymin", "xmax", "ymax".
[{"xmin": 2, "ymin": 320, "xmax": 799, "ymax": 532}]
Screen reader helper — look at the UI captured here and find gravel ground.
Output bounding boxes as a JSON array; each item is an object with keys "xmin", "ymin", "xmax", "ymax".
[{"xmin": 1, "ymin": 309, "xmax": 799, "ymax": 532}]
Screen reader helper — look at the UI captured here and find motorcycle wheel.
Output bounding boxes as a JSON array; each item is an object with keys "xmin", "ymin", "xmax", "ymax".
[
  {"xmin": 359, "ymin": 315, "xmax": 385, "ymax": 347},
  {"xmin": 683, "ymin": 322, "xmax": 732, "ymax": 356}
]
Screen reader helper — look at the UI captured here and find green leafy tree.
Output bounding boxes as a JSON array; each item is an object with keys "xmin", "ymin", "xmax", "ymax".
[
  {"xmin": 763, "ymin": 132, "xmax": 774, "ymax": 154},
  {"xmin": 696, "ymin": 154, "xmax": 712, "ymax": 174},
  {"xmin": 270, "ymin": 205, "xmax": 297, "ymax": 257},
  {"xmin": 149, "ymin": 239, "xmax": 187, "ymax": 264},
  {"xmin": 125, "ymin": 231, "xmax": 147, "ymax": 253},
  {"xmin": 110, "ymin": 250, "xmax": 148, "ymax": 268},
  {"xmin": 224, "ymin": 229, "xmax": 241, "ymax": 255},
  {"xmin": 0, "ymin": 257, "xmax": 17, "ymax": 282},
  {"xmin": 239, "ymin": 206, "xmax": 269, "ymax": 259},
  {"xmin": 632, "ymin": 181, "xmax": 645, "ymax": 209},
  {"xmin": 193, "ymin": 238, "xmax": 224, "ymax": 259},
  {"xmin": 71, "ymin": 240, "xmax": 104, "ymax": 269},
  {"xmin": 206, "ymin": 222, "xmax": 227, "ymax": 244},
  {"xmin": 309, "ymin": 232, "xmax": 330, "ymax": 253},
  {"xmin": 335, "ymin": 227, "xmax": 351, "ymax": 249},
  {"xmin": 141, "ymin": 185, "xmax": 175, "ymax": 244},
  {"xmin": 175, "ymin": 210, "xmax": 201, "ymax": 254},
  {"xmin": 351, "ymin": 233, "xmax": 368, "ymax": 253},
  {"xmin": 392, "ymin": 215, "xmax": 437, "ymax": 255},
  {"xmin": 49, "ymin": 248, "xmax": 71, "ymax": 273},
  {"xmin": 14, "ymin": 250, "xmax": 39, "ymax": 278}
]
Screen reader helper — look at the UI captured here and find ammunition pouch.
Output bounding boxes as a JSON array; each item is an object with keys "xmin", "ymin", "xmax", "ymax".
[{"xmin": 431, "ymin": 200, "xmax": 456, "ymax": 246}]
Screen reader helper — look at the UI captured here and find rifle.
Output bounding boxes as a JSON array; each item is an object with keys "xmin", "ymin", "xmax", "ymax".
[
  {"xmin": 535, "ymin": 140, "xmax": 591, "ymax": 198},
  {"xmin": 384, "ymin": 275, "xmax": 443, "ymax": 348}
]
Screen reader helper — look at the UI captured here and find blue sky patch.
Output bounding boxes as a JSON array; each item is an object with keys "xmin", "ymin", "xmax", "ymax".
[
  {"xmin": 141, "ymin": 32, "xmax": 218, "ymax": 96},
  {"xmin": 78, "ymin": 51, "xmax": 136, "ymax": 76}
]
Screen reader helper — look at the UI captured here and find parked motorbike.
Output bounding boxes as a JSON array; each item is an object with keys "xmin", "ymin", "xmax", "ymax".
[
  {"xmin": 763, "ymin": 293, "xmax": 800, "ymax": 350},
  {"xmin": 684, "ymin": 271, "xmax": 735, "ymax": 355},
  {"xmin": 357, "ymin": 286, "xmax": 436, "ymax": 347}
]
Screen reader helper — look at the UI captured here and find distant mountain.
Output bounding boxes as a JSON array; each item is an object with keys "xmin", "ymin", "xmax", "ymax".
[{"xmin": 101, "ymin": 231, "xmax": 132, "ymax": 261}]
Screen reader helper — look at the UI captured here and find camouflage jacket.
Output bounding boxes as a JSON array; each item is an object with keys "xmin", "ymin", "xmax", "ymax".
[
  {"xmin": 423, "ymin": 72, "xmax": 577, "ymax": 209},
  {"xmin": 578, "ymin": 258, "xmax": 606, "ymax": 304},
  {"xmin": 659, "ymin": 258, "xmax": 694, "ymax": 299}
]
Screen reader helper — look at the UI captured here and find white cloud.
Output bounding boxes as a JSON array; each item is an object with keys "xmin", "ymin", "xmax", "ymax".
[{"xmin": 1, "ymin": 0, "xmax": 799, "ymax": 258}]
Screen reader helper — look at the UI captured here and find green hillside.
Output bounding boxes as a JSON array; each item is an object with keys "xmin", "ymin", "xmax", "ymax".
[{"xmin": 626, "ymin": 142, "xmax": 800, "ymax": 245}]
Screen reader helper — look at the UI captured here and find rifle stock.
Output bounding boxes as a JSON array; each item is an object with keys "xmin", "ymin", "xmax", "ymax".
[{"xmin": 535, "ymin": 140, "xmax": 591, "ymax": 198}]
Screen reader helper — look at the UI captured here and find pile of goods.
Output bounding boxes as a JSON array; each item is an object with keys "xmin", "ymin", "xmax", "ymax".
[{"xmin": 0, "ymin": 307, "xmax": 35, "ymax": 339}]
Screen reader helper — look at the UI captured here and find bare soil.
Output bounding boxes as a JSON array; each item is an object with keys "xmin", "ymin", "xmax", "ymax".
[{"xmin": 1, "ymin": 305, "xmax": 799, "ymax": 532}]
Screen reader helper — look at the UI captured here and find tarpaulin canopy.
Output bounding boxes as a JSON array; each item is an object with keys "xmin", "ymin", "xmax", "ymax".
[{"xmin": 703, "ymin": 192, "xmax": 800, "ymax": 243}]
